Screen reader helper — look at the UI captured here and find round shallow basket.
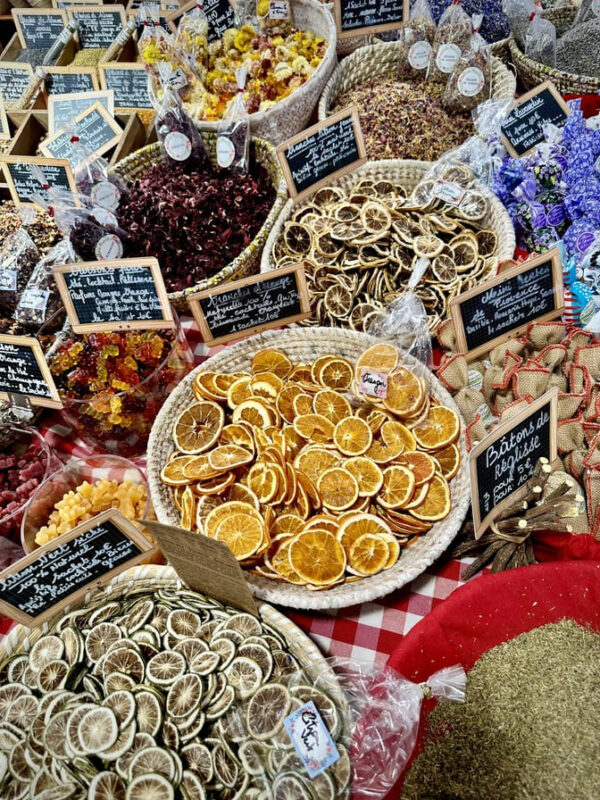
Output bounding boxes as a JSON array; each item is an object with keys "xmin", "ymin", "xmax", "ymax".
[
  {"xmin": 111, "ymin": 134, "xmax": 288, "ymax": 311},
  {"xmin": 194, "ymin": 0, "xmax": 337, "ymax": 145},
  {"xmin": 147, "ymin": 327, "xmax": 471, "ymax": 611},
  {"xmin": 509, "ymin": 6, "xmax": 600, "ymax": 94},
  {"xmin": 318, "ymin": 40, "xmax": 516, "ymax": 120}
]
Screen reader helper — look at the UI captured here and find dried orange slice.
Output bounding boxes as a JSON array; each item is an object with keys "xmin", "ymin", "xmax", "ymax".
[
  {"xmin": 174, "ymin": 401, "xmax": 224, "ymax": 454},
  {"xmin": 271, "ymin": 514, "xmax": 304, "ymax": 537},
  {"xmin": 348, "ymin": 534, "xmax": 389, "ymax": 576},
  {"xmin": 398, "ymin": 452, "xmax": 437, "ymax": 486},
  {"xmin": 270, "ymin": 540, "xmax": 304, "ymax": 584},
  {"xmin": 304, "ymin": 514, "xmax": 339, "ymax": 534},
  {"xmin": 193, "ymin": 371, "xmax": 223, "ymax": 401},
  {"xmin": 232, "ymin": 400, "xmax": 274, "ymax": 429},
  {"xmin": 205, "ymin": 501, "xmax": 262, "ymax": 538},
  {"xmin": 434, "ymin": 443, "xmax": 461, "ymax": 480},
  {"xmin": 293, "ymin": 414, "xmax": 335, "ymax": 443},
  {"xmin": 381, "ymin": 420, "xmax": 416, "ymax": 452},
  {"xmin": 195, "ymin": 471, "xmax": 236, "ymax": 495},
  {"xmin": 289, "ymin": 530, "xmax": 346, "ymax": 585},
  {"xmin": 246, "ymin": 463, "xmax": 279, "ymax": 503},
  {"xmin": 276, "ymin": 385, "xmax": 302, "ymax": 423},
  {"xmin": 403, "ymin": 482, "xmax": 429, "ymax": 509},
  {"xmin": 293, "ymin": 394, "xmax": 313, "ymax": 417},
  {"xmin": 209, "ymin": 445, "xmax": 253, "ymax": 471},
  {"xmin": 355, "ymin": 343, "xmax": 399, "ymax": 375},
  {"xmin": 409, "ymin": 474, "xmax": 451, "ymax": 521},
  {"xmin": 313, "ymin": 390, "xmax": 352, "ymax": 423},
  {"xmin": 216, "ymin": 513, "xmax": 264, "ymax": 560},
  {"xmin": 412, "ymin": 406, "xmax": 460, "ymax": 450},
  {"xmin": 379, "ymin": 465, "xmax": 415, "ymax": 509},
  {"xmin": 344, "ymin": 457, "xmax": 384, "ymax": 497},
  {"xmin": 317, "ymin": 358, "xmax": 353, "ymax": 391},
  {"xmin": 337, "ymin": 513, "xmax": 391, "ymax": 554},
  {"xmin": 383, "ymin": 369, "xmax": 424, "ymax": 418},
  {"xmin": 381, "ymin": 533, "xmax": 400, "ymax": 567},
  {"xmin": 180, "ymin": 486, "xmax": 195, "ymax": 531},
  {"xmin": 219, "ymin": 423, "xmax": 254, "ymax": 450},
  {"xmin": 333, "ymin": 417, "xmax": 373, "ymax": 456},
  {"xmin": 227, "ymin": 483, "xmax": 260, "ymax": 509},
  {"xmin": 227, "ymin": 376, "xmax": 252, "ymax": 408},
  {"xmin": 160, "ymin": 456, "xmax": 195, "ymax": 485},
  {"xmin": 318, "ymin": 468, "xmax": 359, "ymax": 511},
  {"xmin": 184, "ymin": 453, "xmax": 220, "ymax": 481},
  {"xmin": 251, "ymin": 349, "xmax": 292, "ymax": 378},
  {"xmin": 310, "ymin": 355, "xmax": 334, "ymax": 384},
  {"xmin": 364, "ymin": 438, "xmax": 404, "ymax": 465}
]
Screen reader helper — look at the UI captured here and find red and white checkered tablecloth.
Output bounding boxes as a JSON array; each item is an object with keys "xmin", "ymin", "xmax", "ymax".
[{"xmin": 1, "ymin": 317, "xmax": 476, "ymax": 669}]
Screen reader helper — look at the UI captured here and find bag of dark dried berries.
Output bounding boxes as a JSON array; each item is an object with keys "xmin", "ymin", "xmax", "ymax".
[{"xmin": 216, "ymin": 65, "xmax": 251, "ymax": 175}]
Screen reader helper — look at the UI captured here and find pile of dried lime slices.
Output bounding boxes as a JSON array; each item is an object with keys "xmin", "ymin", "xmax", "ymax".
[
  {"xmin": 160, "ymin": 343, "xmax": 461, "ymax": 591},
  {"xmin": 270, "ymin": 169, "xmax": 498, "ymax": 333},
  {"xmin": 0, "ymin": 587, "xmax": 350, "ymax": 800}
]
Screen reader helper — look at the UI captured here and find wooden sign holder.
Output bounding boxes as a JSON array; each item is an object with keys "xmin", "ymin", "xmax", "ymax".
[
  {"xmin": 12, "ymin": 8, "xmax": 68, "ymax": 50},
  {"xmin": 0, "ymin": 334, "xmax": 62, "ymax": 410},
  {"xmin": 333, "ymin": 0, "xmax": 408, "ymax": 39},
  {"xmin": 40, "ymin": 101, "xmax": 122, "ymax": 166},
  {"xmin": 0, "ymin": 153, "xmax": 78, "ymax": 206},
  {"xmin": 48, "ymin": 90, "xmax": 115, "ymax": 135},
  {"xmin": 500, "ymin": 81, "xmax": 571, "ymax": 158}
]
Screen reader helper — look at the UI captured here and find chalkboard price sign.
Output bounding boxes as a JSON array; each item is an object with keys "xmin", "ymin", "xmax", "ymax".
[
  {"xmin": 68, "ymin": 5, "xmax": 127, "ymax": 48},
  {"xmin": 470, "ymin": 389, "xmax": 558, "ymax": 537},
  {"xmin": 0, "ymin": 335, "xmax": 62, "ymax": 409},
  {"xmin": 0, "ymin": 63, "xmax": 33, "ymax": 103},
  {"xmin": 334, "ymin": 0, "xmax": 408, "ymax": 37},
  {"xmin": 48, "ymin": 90, "xmax": 114, "ymax": 134},
  {"xmin": 13, "ymin": 9, "xmax": 68, "ymax": 50},
  {"xmin": 99, "ymin": 63, "xmax": 152, "ymax": 110},
  {"xmin": 277, "ymin": 107, "xmax": 367, "ymax": 202},
  {"xmin": 0, "ymin": 155, "xmax": 78, "ymax": 206},
  {"xmin": 450, "ymin": 250, "xmax": 564, "ymax": 361},
  {"xmin": 40, "ymin": 102, "xmax": 122, "ymax": 167},
  {"xmin": 188, "ymin": 262, "xmax": 311, "ymax": 346},
  {"xmin": 53, "ymin": 258, "xmax": 173, "ymax": 333},
  {"xmin": 167, "ymin": 0, "xmax": 234, "ymax": 41},
  {"xmin": 45, "ymin": 67, "xmax": 99, "ymax": 95},
  {"xmin": 500, "ymin": 81, "xmax": 570, "ymax": 158},
  {"xmin": 0, "ymin": 510, "xmax": 158, "ymax": 627}
]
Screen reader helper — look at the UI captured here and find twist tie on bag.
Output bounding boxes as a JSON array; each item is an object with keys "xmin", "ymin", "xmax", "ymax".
[{"xmin": 419, "ymin": 682, "xmax": 434, "ymax": 699}]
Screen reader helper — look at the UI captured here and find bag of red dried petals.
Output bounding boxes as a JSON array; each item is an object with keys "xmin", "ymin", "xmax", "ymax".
[
  {"xmin": 399, "ymin": 0, "xmax": 436, "ymax": 79},
  {"xmin": 427, "ymin": 0, "xmax": 472, "ymax": 83},
  {"xmin": 216, "ymin": 65, "xmax": 251, "ymax": 176},
  {"xmin": 443, "ymin": 15, "xmax": 492, "ymax": 112}
]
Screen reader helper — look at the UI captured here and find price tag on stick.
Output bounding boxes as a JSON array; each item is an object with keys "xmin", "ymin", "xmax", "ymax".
[
  {"xmin": 0, "ymin": 335, "xmax": 62, "ymax": 410},
  {"xmin": 449, "ymin": 250, "xmax": 564, "ymax": 362},
  {"xmin": 500, "ymin": 81, "xmax": 570, "ymax": 158},
  {"xmin": 276, "ymin": 107, "xmax": 367, "ymax": 202},
  {"xmin": 188, "ymin": 262, "xmax": 311, "ymax": 346},
  {"xmin": 0, "ymin": 509, "xmax": 159, "ymax": 627},
  {"xmin": 333, "ymin": 0, "xmax": 408, "ymax": 38},
  {"xmin": 469, "ymin": 389, "xmax": 558, "ymax": 539}
]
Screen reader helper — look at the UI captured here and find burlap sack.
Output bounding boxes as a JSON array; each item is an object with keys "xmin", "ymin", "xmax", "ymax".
[
  {"xmin": 565, "ymin": 328, "xmax": 594, "ymax": 361},
  {"xmin": 437, "ymin": 353, "xmax": 468, "ymax": 391},
  {"xmin": 557, "ymin": 416, "xmax": 585, "ymax": 454},
  {"xmin": 512, "ymin": 363, "xmax": 551, "ymax": 400},
  {"xmin": 527, "ymin": 321, "xmax": 569, "ymax": 349},
  {"xmin": 465, "ymin": 413, "xmax": 487, "ymax": 449},
  {"xmin": 574, "ymin": 344, "xmax": 600, "ymax": 381},
  {"xmin": 548, "ymin": 372, "xmax": 568, "ymax": 392},
  {"xmin": 498, "ymin": 397, "xmax": 532, "ymax": 422},
  {"xmin": 437, "ymin": 318, "xmax": 457, "ymax": 352},
  {"xmin": 488, "ymin": 337, "xmax": 527, "ymax": 365},
  {"xmin": 534, "ymin": 343, "xmax": 567, "ymax": 371},
  {"xmin": 558, "ymin": 392, "xmax": 586, "ymax": 421},
  {"xmin": 453, "ymin": 387, "xmax": 486, "ymax": 423},
  {"xmin": 567, "ymin": 364, "xmax": 591, "ymax": 396},
  {"xmin": 493, "ymin": 388, "xmax": 517, "ymax": 416}
]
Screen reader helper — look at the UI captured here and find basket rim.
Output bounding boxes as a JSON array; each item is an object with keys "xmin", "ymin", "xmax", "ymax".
[{"xmin": 146, "ymin": 327, "xmax": 472, "ymax": 610}]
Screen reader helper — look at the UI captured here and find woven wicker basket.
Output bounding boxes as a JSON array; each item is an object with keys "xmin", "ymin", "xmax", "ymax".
[
  {"xmin": 318, "ymin": 40, "xmax": 516, "ymax": 120},
  {"xmin": 194, "ymin": 0, "xmax": 338, "ymax": 146},
  {"xmin": 509, "ymin": 6, "xmax": 600, "ymax": 94},
  {"xmin": 111, "ymin": 135, "xmax": 288, "ymax": 311},
  {"xmin": 146, "ymin": 327, "xmax": 471, "ymax": 611}
]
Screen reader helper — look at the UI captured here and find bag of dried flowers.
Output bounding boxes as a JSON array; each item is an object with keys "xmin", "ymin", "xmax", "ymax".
[
  {"xmin": 428, "ymin": 0, "xmax": 472, "ymax": 83},
  {"xmin": 256, "ymin": 0, "xmax": 293, "ymax": 36},
  {"xmin": 443, "ymin": 15, "xmax": 491, "ymax": 112},
  {"xmin": 525, "ymin": 9, "xmax": 556, "ymax": 68},
  {"xmin": 175, "ymin": 0, "xmax": 209, "ymax": 80},
  {"xmin": 216, "ymin": 65, "xmax": 250, "ymax": 175},
  {"xmin": 15, "ymin": 239, "xmax": 76, "ymax": 331},
  {"xmin": 399, "ymin": 0, "xmax": 437, "ymax": 79}
]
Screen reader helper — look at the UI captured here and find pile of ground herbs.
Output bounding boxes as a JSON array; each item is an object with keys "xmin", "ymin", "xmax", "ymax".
[
  {"xmin": 332, "ymin": 77, "xmax": 474, "ymax": 162},
  {"xmin": 118, "ymin": 159, "xmax": 275, "ymax": 293},
  {"xmin": 402, "ymin": 620, "xmax": 600, "ymax": 800}
]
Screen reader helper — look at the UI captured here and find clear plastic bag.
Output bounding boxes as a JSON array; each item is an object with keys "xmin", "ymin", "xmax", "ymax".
[
  {"xmin": 525, "ymin": 10, "xmax": 556, "ymax": 68},
  {"xmin": 502, "ymin": 0, "xmax": 535, "ymax": 49},
  {"xmin": 399, "ymin": 0, "xmax": 436, "ymax": 79},
  {"xmin": 573, "ymin": 0, "xmax": 600, "ymax": 26},
  {"xmin": 366, "ymin": 258, "xmax": 433, "ymax": 366},
  {"xmin": 15, "ymin": 238, "xmax": 76, "ymax": 330},
  {"xmin": 0, "ymin": 229, "xmax": 39, "ymax": 318},
  {"xmin": 175, "ymin": 0, "xmax": 209, "ymax": 79},
  {"xmin": 257, "ymin": 0, "xmax": 293, "ymax": 35},
  {"xmin": 443, "ymin": 14, "xmax": 492, "ymax": 112},
  {"xmin": 428, "ymin": 0, "xmax": 472, "ymax": 83},
  {"xmin": 216, "ymin": 65, "xmax": 250, "ymax": 175}
]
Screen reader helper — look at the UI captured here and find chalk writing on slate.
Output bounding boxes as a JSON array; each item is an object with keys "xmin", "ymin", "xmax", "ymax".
[
  {"xmin": 0, "ymin": 336, "xmax": 60, "ymax": 407},
  {"xmin": 45, "ymin": 70, "xmax": 96, "ymax": 95},
  {"xmin": 16, "ymin": 12, "xmax": 67, "ymax": 50},
  {"xmin": 101, "ymin": 66, "xmax": 152, "ymax": 109},
  {"xmin": 335, "ymin": 0, "xmax": 406, "ymax": 36},
  {"xmin": 450, "ymin": 251, "xmax": 563, "ymax": 359},
  {"xmin": 1, "ymin": 157, "xmax": 74, "ymax": 205},
  {"xmin": 0, "ymin": 65, "xmax": 33, "ymax": 102},
  {"xmin": 50, "ymin": 91, "xmax": 113, "ymax": 133},
  {"xmin": 73, "ymin": 8, "xmax": 125, "ymax": 48},
  {"xmin": 501, "ymin": 81, "xmax": 570, "ymax": 157},
  {"xmin": 471, "ymin": 390, "xmax": 557, "ymax": 536},
  {"xmin": 189, "ymin": 263, "xmax": 310, "ymax": 345},
  {"xmin": 0, "ymin": 519, "xmax": 143, "ymax": 624},
  {"xmin": 41, "ymin": 103, "xmax": 121, "ymax": 166},
  {"xmin": 205, "ymin": 0, "xmax": 235, "ymax": 41}
]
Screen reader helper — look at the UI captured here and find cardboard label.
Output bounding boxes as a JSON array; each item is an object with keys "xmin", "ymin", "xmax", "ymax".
[
  {"xmin": 0, "ymin": 335, "xmax": 62, "ymax": 409},
  {"xmin": 334, "ymin": 0, "xmax": 408, "ymax": 38},
  {"xmin": 188, "ymin": 262, "xmax": 311, "ymax": 346},
  {"xmin": 269, "ymin": 0, "xmax": 290, "ymax": 19},
  {"xmin": 433, "ymin": 180, "xmax": 464, "ymax": 206},
  {"xmin": 48, "ymin": 90, "xmax": 114, "ymax": 134},
  {"xmin": 500, "ymin": 81, "xmax": 570, "ymax": 158},
  {"xmin": 284, "ymin": 701, "xmax": 340, "ymax": 778},
  {"xmin": 358, "ymin": 367, "xmax": 388, "ymax": 398},
  {"xmin": 40, "ymin": 102, "xmax": 122, "ymax": 167}
]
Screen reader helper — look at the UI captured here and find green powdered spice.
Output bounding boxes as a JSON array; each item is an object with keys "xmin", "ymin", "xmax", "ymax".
[{"xmin": 402, "ymin": 620, "xmax": 600, "ymax": 800}]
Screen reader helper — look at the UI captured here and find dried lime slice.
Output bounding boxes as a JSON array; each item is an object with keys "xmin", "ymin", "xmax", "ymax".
[
  {"xmin": 330, "ymin": 744, "xmax": 351, "ymax": 791},
  {"xmin": 180, "ymin": 770, "xmax": 206, "ymax": 800},
  {"xmin": 88, "ymin": 770, "xmax": 126, "ymax": 800},
  {"xmin": 88, "ymin": 602, "xmax": 122, "ymax": 626},
  {"xmin": 99, "ymin": 721, "xmax": 136, "ymax": 761},
  {"xmin": 146, "ymin": 652, "xmax": 186, "ymax": 686},
  {"xmin": 273, "ymin": 772, "xmax": 314, "ymax": 800},
  {"xmin": 189, "ymin": 652, "xmax": 220, "ymax": 676},
  {"xmin": 86, "ymin": 624, "xmax": 122, "ymax": 663},
  {"xmin": 8, "ymin": 741, "xmax": 31, "ymax": 782},
  {"xmin": 205, "ymin": 685, "xmax": 234, "ymax": 721},
  {"xmin": 104, "ymin": 672, "xmax": 136, "ymax": 695},
  {"xmin": 181, "ymin": 743, "xmax": 213, "ymax": 783},
  {"xmin": 224, "ymin": 658, "xmax": 262, "ymax": 700},
  {"xmin": 212, "ymin": 743, "xmax": 238, "ymax": 788},
  {"xmin": 210, "ymin": 638, "xmax": 235, "ymax": 669},
  {"xmin": 246, "ymin": 683, "xmax": 290, "ymax": 740},
  {"xmin": 6, "ymin": 656, "xmax": 28, "ymax": 684},
  {"xmin": 38, "ymin": 660, "xmax": 70, "ymax": 693},
  {"xmin": 237, "ymin": 644, "xmax": 273, "ymax": 681},
  {"xmin": 130, "ymin": 747, "xmax": 176, "ymax": 782},
  {"xmin": 290, "ymin": 685, "xmax": 340, "ymax": 737},
  {"xmin": 238, "ymin": 740, "xmax": 268, "ymax": 775},
  {"xmin": 3, "ymin": 778, "xmax": 28, "ymax": 799},
  {"xmin": 125, "ymin": 773, "xmax": 174, "ymax": 800},
  {"xmin": 122, "ymin": 600, "xmax": 154, "ymax": 634},
  {"xmin": 5, "ymin": 694, "xmax": 39, "ymax": 732},
  {"xmin": 103, "ymin": 691, "xmax": 136, "ymax": 729},
  {"xmin": 102, "ymin": 649, "xmax": 144, "ymax": 683},
  {"xmin": 161, "ymin": 719, "xmax": 179, "ymax": 750},
  {"xmin": 166, "ymin": 610, "xmax": 201, "ymax": 639},
  {"xmin": 77, "ymin": 707, "xmax": 119, "ymax": 754},
  {"xmin": 29, "ymin": 636, "xmax": 65, "ymax": 672},
  {"xmin": 44, "ymin": 709, "xmax": 72, "ymax": 760},
  {"xmin": 166, "ymin": 674, "xmax": 202, "ymax": 719},
  {"xmin": 135, "ymin": 691, "xmax": 163, "ymax": 736},
  {"xmin": 172, "ymin": 639, "xmax": 208, "ymax": 662}
]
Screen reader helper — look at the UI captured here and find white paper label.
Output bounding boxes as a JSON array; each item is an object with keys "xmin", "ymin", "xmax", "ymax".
[
  {"xmin": 457, "ymin": 66, "xmax": 485, "ymax": 97},
  {"xmin": 95, "ymin": 234, "xmax": 123, "ymax": 260},
  {"xmin": 269, "ymin": 0, "xmax": 290, "ymax": 18},
  {"xmin": 0, "ymin": 270, "xmax": 17, "ymax": 292},
  {"xmin": 358, "ymin": 367, "xmax": 388, "ymax": 398},
  {"xmin": 592, "ymin": 0, "xmax": 600, "ymax": 16},
  {"xmin": 408, "ymin": 40, "xmax": 432, "ymax": 70},
  {"xmin": 91, "ymin": 180, "xmax": 120, "ymax": 211},
  {"xmin": 476, "ymin": 402, "xmax": 497, "ymax": 428},
  {"xmin": 283, "ymin": 701, "xmax": 340, "ymax": 778},
  {"xmin": 18, "ymin": 287, "xmax": 50, "ymax": 312},
  {"xmin": 468, "ymin": 368, "xmax": 484, "ymax": 391},
  {"xmin": 436, "ymin": 42, "xmax": 461, "ymax": 73},
  {"xmin": 167, "ymin": 68, "xmax": 188, "ymax": 89},
  {"xmin": 216, "ymin": 135, "xmax": 236, "ymax": 168},
  {"xmin": 165, "ymin": 131, "xmax": 192, "ymax": 161},
  {"xmin": 92, "ymin": 207, "xmax": 118, "ymax": 228},
  {"xmin": 433, "ymin": 180, "xmax": 464, "ymax": 206}
]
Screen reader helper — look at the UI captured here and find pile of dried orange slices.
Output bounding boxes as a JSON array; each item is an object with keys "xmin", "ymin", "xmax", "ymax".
[{"xmin": 160, "ymin": 343, "xmax": 461, "ymax": 591}]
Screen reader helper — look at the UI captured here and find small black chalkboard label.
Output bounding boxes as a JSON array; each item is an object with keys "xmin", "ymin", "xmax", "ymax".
[
  {"xmin": 100, "ymin": 64, "xmax": 153, "ymax": 109},
  {"xmin": 45, "ymin": 68, "xmax": 97, "ymax": 95},
  {"xmin": 71, "ymin": 6, "xmax": 127, "ymax": 48},
  {"xmin": 15, "ymin": 10, "xmax": 67, "ymax": 50},
  {"xmin": 334, "ymin": 0, "xmax": 407, "ymax": 37},
  {"xmin": 450, "ymin": 250, "xmax": 564, "ymax": 361},
  {"xmin": 40, "ymin": 102, "xmax": 122, "ymax": 166},
  {"xmin": 0, "ymin": 64, "xmax": 33, "ymax": 103},
  {"xmin": 277, "ymin": 107, "xmax": 367, "ymax": 202},
  {"xmin": 0, "ymin": 156, "xmax": 77, "ymax": 205},
  {"xmin": 167, "ymin": 0, "xmax": 234, "ymax": 42},
  {"xmin": 53, "ymin": 259, "xmax": 173, "ymax": 333},
  {"xmin": 500, "ymin": 81, "xmax": 570, "ymax": 158},
  {"xmin": 0, "ymin": 335, "xmax": 62, "ymax": 408},
  {"xmin": 189, "ymin": 262, "xmax": 310, "ymax": 346},
  {"xmin": 470, "ymin": 390, "xmax": 558, "ymax": 536},
  {"xmin": 0, "ymin": 510, "xmax": 158, "ymax": 627}
]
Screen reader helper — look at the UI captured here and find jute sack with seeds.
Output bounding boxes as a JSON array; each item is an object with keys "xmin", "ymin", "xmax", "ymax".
[
  {"xmin": 160, "ymin": 342, "xmax": 462, "ymax": 592},
  {"xmin": 270, "ymin": 173, "xmax": 501, "ymax": 335}
]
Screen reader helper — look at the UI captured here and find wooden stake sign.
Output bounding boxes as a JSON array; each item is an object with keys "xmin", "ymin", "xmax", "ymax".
[
  {"xmin": 48, "ymin": 90, "xmax": 114, "ymax": 134},
  {"xmin": 500, "ymin": 81, "xmax": 570, "ymax": 158},
  {"xmin": 450, "ymin": 250, "xmax": 564, "ymax": 362},
  {"xmin": 142, "ymin": 520, "xmax": 258, "ymax": 616},
  {"xmin": 40, "ymin": 101, "xmax": 122, "ymax": 166},
  {"xmin": 13, "ymin": 8, "xmax": 68, "ymax": 50},
  {"xmin": 66, "ymin": 5, "xmax": 127, "ymax": 48},
  {"xmin": 53, "ymin": 258, "xmax": 173, "ymax": 334},
  {"xmin": 469, "ymin": 389, "xmax": 558, "ymax": 538},
  {"xmin": 0, "ymin": 335, "xmax": 62, "ymax": 409},
  {"xmin": 188, "ymin": 262, "xmax": 310, "ymax": 346},
  {"xmin": 45, "ymin": 66, "xmax": 100, "ymax": 96},
  {"xmin": 276, "ymin": 107, "xmax": 367, "ymax": 202},
  {"xmin": 0, "ymin": 154, "xmax": 78, "ymax": 206},
  {"xmin": 0, "ymin": 63, "xmax": 33, "ymax": 103},
  {"xmin": 99, "ymin": 63, "xmax": 153, "ymax": 110},
  {"xmin": 333, "ymin": 0, "xmax": 408, "ymax": 39},
  {"xmin": 0, "ymin": 510, "xmax": 158, "ymax": 627}
]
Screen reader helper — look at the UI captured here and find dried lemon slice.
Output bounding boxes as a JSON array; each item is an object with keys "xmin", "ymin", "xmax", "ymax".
[
  {"xmin": 432, "ymin": 253, "xmax": 457, "ymax": 283},
  {"xmin": 324, "ymin": 285, "xmax": 352, "ymax": 319},
  {"xmin": 361, "ymin": 201, "xmax": 392, "ymax": 233},
  {"xmin": 413, "ymin": 234, "xmax": 444, "ymax": 258},
  {"xmin": 174, "ymin": 401, "xmax": 224, "ymax": 455},
  {"xmin": 289, "ymin": 530, "xmax": 346, "ymax": 585}
]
